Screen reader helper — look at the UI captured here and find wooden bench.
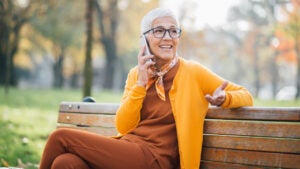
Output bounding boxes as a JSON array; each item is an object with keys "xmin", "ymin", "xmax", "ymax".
[{"xmin": 57, "ymin": 101, "xmax": 300, "ymax": 169}]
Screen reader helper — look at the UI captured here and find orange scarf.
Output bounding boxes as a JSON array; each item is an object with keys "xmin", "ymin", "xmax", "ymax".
[{"xmin": 146, "ymin": 57, "xmax": 178, "ymax": 101}]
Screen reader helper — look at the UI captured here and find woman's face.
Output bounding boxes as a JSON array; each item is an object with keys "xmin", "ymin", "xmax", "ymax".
[{"xmin": 146, "ymin": 16, "xmax": 180, "ymax": 66}]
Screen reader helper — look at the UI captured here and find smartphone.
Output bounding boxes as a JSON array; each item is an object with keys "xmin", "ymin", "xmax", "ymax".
[
  {"xmin": 141, "ymin": 35, "xmax": 152, "ymax": 55},
  {"xmin": 141, "ymin": 35, "xmax": 152, "ymax": 63}
]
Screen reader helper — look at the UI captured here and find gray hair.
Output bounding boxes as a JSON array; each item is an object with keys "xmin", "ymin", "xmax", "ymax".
[{"xmin": 140, "ymin": 8, "xmax": 180, "ymax": 35}]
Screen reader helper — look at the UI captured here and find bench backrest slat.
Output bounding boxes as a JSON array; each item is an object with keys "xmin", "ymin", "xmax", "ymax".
[
  {"xmin": 207, "ymin": 107, "xmax": 300, "ymax": 121},
  {"xmin": 58, "ymin": 112, "xmax": 115, "ymax": 127},
  {"xmin": 202, "ymin": 148, "xmax": 300, "ymax": 168},
  {"xmin": 57, "ymin": 126, "xmax": 118, "ymax": 136},
  {"xmin": 59, "ymin": 102, "xmax": 300, "ymax": 121},
  {"xmin": 204, "ymin": 119, "xmax": 300, "ymax": 138},
  {"xmin": 201, "ymin": 161, "xmax": 268, "ymax": 169},
  {"xmin": 59, "ymin": 102, "xmax": 118, "ymax": 114},
  {"xmin": 203, "ymin": 134, "xmax": 300, "ymax": 153}
]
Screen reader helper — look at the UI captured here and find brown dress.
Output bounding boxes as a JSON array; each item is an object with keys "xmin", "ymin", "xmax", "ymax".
[{"xmin": 121, "ymin": 61, "xmax": 180, "ymax": 169}]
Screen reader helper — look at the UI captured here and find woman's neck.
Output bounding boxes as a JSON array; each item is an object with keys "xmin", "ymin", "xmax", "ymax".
[
  {"xmin": 154, "ymin": 61, "xmax": 165, "ymax": 70},
  {"xmin": 154, "ymin": 56, "xmax": 176, "ymax": 70}
]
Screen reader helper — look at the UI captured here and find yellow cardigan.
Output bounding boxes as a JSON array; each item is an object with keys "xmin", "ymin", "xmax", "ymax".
[{"xmin": 115, "ymin": 58, "xmax": 253, "ymax": 169}]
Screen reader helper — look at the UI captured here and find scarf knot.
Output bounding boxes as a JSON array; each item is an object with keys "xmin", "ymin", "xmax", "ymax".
[{"xmin": 146, "ymin": 57, "xmax": 178, "ymax": 101}]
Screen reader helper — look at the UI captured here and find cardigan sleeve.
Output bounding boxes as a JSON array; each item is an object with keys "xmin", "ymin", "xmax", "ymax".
[
  {"xmin": 194, "ymin": 63, "xmax": 253, "ymax": 108},
  {"xmin": 115, "ymin": 67, "xmax": 146, "ymax": 134},
  {"xmin": 220, "ymin": 83, "xmax": 253, "ymax": 108}
]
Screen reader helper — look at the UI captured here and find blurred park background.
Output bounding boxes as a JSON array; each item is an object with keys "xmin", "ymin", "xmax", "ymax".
[{"xmin": 1, "ymin": 0, "xmax": 300, "ymax": 168}]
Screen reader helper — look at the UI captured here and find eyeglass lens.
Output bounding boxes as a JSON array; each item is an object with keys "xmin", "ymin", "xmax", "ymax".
[{"xmin": 152, "ymin": 27, "xmax": 181, "ymax": 38}]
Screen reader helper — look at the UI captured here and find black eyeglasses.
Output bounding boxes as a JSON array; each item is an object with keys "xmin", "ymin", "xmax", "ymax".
[{"xmin": 143, "ymin": 26, "xmax": 182, "ymax": 39}]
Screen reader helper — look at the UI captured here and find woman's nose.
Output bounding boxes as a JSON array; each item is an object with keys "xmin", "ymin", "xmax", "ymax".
[{"xmin": 162, "ymin": 31, "xmax": 172, "ymax": 40}]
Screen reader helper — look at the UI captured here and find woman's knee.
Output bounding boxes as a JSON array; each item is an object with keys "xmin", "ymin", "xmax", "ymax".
[
  {"xmin": 51, "ymin": 153, "xmax": 89, "ymax": 169},
  {"xmin": 47, "ymin": 128, "xmax": 73, "ymax": 143},
  {"xmin": 50, "ymin": 128, "xmax": 70, "ymax": 138}
]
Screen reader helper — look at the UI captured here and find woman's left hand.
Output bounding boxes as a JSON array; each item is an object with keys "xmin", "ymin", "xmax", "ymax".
[{"xmin": 205, "ymin": 81, "xmax": 228, "ymax": 106}]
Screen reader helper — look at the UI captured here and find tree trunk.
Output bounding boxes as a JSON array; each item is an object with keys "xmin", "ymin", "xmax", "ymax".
[
  {"xmin": 270, "ymin": 52, "xmax": 279, "ymax": 98},
  {"xmin": 4, "ymin": 28, "xmax": 11, "ymax": 94},
  {"xmin": 94, "ymin": 0, "xmax": 119, "ymax": 90},
  {"xmin": 102, "ymin": 37, "xmax": 117, "ymax": 89},
  {"xmin": 0, "ymin": 0, "xmax": 10, "ymax": 87},
  {"xmin": 253, "ymin": 36, "xmax": 261, "ymax": 97},
  {"xmin": 83, "ymin": 0, "xmax": 94, "ymax": 97},
  {"xmin": 295, "ymin": 40, "xmax": 300, "ymax": 98},
  {"xmin": 0, "ymin": 0, "xmax": 27, "ymax": 88},
  {"xmin": 9, "ymin": 21, "xmax": 24, "ymax": 86},
  {"xmin": 53, "ymin": 51, "xmax": 65, "ymax": 88}
]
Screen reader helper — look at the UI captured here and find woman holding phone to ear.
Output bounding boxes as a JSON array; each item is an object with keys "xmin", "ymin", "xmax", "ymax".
[{"xmin": 39, "ymin": 8, "xmax": 253, "ymax": 169}]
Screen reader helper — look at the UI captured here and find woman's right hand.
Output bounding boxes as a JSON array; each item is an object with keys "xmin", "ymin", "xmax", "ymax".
[{"xmin": 136, "ymin": 46, "xmax": 154, "ymax": 87}]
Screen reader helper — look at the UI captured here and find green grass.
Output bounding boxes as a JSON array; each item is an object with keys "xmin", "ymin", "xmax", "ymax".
[
  {"xmin": 0, "ymin": 87, "xmax": 122, "ymax": 168},
  {"xmin": 0, "ymin": 87, "xmax": 299, "ymax": 168},
  {"xmin": 0, "ymin": 88, "xmax": 123, "ymax": 110},
  {"xmin": 254, "ymin": 98, "xmax": 300, "ymax": 107}
]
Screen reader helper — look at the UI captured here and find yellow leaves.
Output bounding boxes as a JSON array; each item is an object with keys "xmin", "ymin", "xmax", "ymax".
[
  {"xmin": 0, "ymin": 158, "xmax": 38, "ymax": 168},
  {"xmin": 1, "ymin": 158, "xmax": 9, "ymax": 167},
  {"xmin": 14, "ymin": 54, "xmax": 33, "ymax": 70}
]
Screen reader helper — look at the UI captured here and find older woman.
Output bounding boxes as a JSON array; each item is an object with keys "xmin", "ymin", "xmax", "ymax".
[{"xmin": 39, "ymin": 8, "xmax": 253, "ymax": 169}]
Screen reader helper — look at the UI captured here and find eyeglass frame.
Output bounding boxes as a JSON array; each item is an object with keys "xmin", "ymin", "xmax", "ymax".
[{"xmin": 143, "ymin": 26, "xmax": 182, "ymax": 39}]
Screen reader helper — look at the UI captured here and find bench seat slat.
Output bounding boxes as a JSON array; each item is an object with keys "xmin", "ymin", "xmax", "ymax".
[
  {"xmin": 201, "ymin": 147, "xmax": 300, "ymax": 168},
  {"xmin": 58, "ymin": 112, "xmax": 115, "ymax": 127},
  {"xmin": 203, "ymin": 134, "xmax": 300, "ymax": 153},
  {"xmin": 204, "ymin": 119, "xmax": 300, "ymax": 138},
  {"xmin": 206, "ymin": 107, "xmax": 300, "ymax": 121}
]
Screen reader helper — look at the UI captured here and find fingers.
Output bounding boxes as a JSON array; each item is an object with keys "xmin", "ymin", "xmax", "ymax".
[
  {"xmin": 214, "ymin": 81, "xmax": 228, "ymax": 97},
  {"xmin": 138, "ymin": 46, "xmax": 154, "ymax": 66},
  {"xmin": 205, "ymin": 81, "xmax": 228, "ymax": 106},
  {"xmin": 205, "ymin": 94, "xmax": 225, "ymax": 106},
  {"xmin": 139, "ymin": 56, "xmax": 154, "ymax": 68},
  {"xmin": 137, "ymin": 46, "xmax": 145, "ymax": 58},
  {"xmin": 220, "ymin": 81, "xmax": 229, "ymax": 90},
  {"xmin": 205, "ymin": 94, "xmax": 226, "ymax": 103},
  {"xmin": 136, "ymin": 46, "xmax": 155, "ymax": 87}
]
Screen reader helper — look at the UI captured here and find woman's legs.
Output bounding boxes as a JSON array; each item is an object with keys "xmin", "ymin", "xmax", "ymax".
[
  {"xmin": 51, "ymin": 153, "xmax": 89, "ymax": 169},
  {"xmin": 39, "ymin": 128, "xmax": 155, "ymax": 169}
]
